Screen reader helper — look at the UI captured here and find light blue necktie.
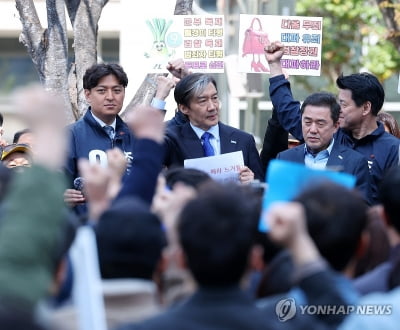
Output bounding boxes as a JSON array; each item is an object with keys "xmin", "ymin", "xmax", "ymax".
[
  {"xmin": 201, "ymin": 132, "xmax": 215, "ymax": 157},
  {"xmin": 104, "ymin": 125, "xmax": 114, "ymax": 139}
]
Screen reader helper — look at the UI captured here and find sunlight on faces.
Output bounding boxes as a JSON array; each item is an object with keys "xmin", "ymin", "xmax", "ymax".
[
  {"xmin": 337, "ymin": 89, "xmax": 364, "ymax": 131},
  {"xmin": 180, "ymin": 83, "xmax": 220, "ymax": 131},
  {"xmin": 302, "ymin": 105, "xmax": 339, "ymax": 154},
  {"xmin": 3, "ymin": 152, "xmax": 31, "ymax": 169},
  {"xmin": 85, "ymin": 75, "xmax": 125, "ymax": 125}
]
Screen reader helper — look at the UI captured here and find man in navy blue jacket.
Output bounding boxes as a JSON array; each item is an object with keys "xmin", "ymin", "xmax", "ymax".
[
  {"xmin": 164, "ymin": 73, "xmax": 265, "ymax": 182},
  {"xmin": 276, "ymin": 91, "xmax": 372, "ymax": 205},
  {"xmin": 264, "ymin": 41, "xmax": 399, "ymax": 204},
  {"xmin": 63, "ymin": 63, "xmax": 136, "ymax": 215}
]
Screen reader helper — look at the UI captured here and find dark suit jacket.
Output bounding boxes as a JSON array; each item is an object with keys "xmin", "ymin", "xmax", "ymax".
[
  {"xmin": 276, "ymin": 142, "xmax": 372, "ymax": 205},
  {"xmin": 118, "ymin": 286, "xmax": 273, "ymax": 330},
  {"xmin": 163, "ymin": 121, "xmax": 265, "ymax": 181},
  {"xmin": 116, "ymin": 139, "xmax": 165, "ymax": 205}
]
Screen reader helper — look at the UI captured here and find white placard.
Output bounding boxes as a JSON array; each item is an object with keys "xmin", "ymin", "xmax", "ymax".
[
  {"xmin": 69, "ymin": 226, "xmax": 107, "ymax": 330},
  {"xmin": 238, "ymin": 14, "xmax": 323, "ymax": 76},
  {"xmin": 125, "ymin": 15, "xmax": 224, "ymax": 74},
  {"xmin": 184, "ymin": 151, "xmax": 244, "ymax": 183}
]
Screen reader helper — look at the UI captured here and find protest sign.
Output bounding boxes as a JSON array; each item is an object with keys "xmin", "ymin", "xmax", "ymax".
[
  {"xmin": 184, "ymin": 151, "xmax": 244, "ymax": 183},
  {"xmin": 258, "ymin": 159, "xmax": 356, "ymax": 232},
  {"xmin": 70, "ymin": 226, "xmax": 107, "ymax": 330},
  {"xmin": 135, "ymin": 15, "xmax": 224, "ymax": 73},
  {"xmin": 238, "ymin": 14, "xmax": 323, "ymax": 76}
]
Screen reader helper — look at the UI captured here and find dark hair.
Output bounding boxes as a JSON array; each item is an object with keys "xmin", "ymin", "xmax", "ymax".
[
  {"xmin": 96, "ymin": 197, "xmax": 167, "ymax": 279},
  {"xmin": 353, "ymin": 210, "xmax": 390, "ymax": 277},
  {"xmin": 0, "ymin": 113, "xmax": 3, "ymax": 126},
  {"xmin": 300, "ymin": 91, "xmax": 340, "ymax": 123},
  {"xmin": 294, "ymin": 181, "xmax": 368, "ymax": 271},
  {"xmin": 164, "ymin": 167, "xmax": 212, "ymax": 190},
  {"xmin": 13, "ymin": 128, "xmax": 32, "ymax": 144},
  {"xmin": 378, "ymin": 166, "xmax": 400, "ymax": 234},
  {"xmin": 0, "ymin": 302, "xmax": 45, "ymax": 330},
  {"xmin": 381, "ymin": 166, "xmax": 400, "ymax": 289},
  {"xmin": 52, "ymin": 209, "xmax": 80, "ymax": 271},
  {"xmin": 336, "ymin": 72, "xmax": 384, "ymax": 116},
  {"xmin": 377, "ymin": 111, "xmax": 400, "ymax": 138},
  {"xmin": 178, "ymin": 182, "xmax": 259, "ymax": 287},
  {"xmin": 83, "ymin": 63, "xmax": 128, "ymax": 90},
  {"xmin": 174, "ymin": 73, "xmax": 218, "ymax": 108}
]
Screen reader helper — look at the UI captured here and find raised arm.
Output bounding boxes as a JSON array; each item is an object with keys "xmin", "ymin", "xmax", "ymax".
[
  {"xmin": 264, "ymin": 42, "xmax": 303, "ymax": 140},
  {"xmin": 116, "ymin": 105, "xmax": 166, "ymax": 204},
  {"xmin": 0, "ymin": 85, "xmax": 69, "ymax": 309}
]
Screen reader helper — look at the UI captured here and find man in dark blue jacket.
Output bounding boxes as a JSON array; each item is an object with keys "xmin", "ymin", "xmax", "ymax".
[
  {"xmin": 276, "ymin": 91, "xmax": 372, "ymax": 205},
  {"xmin": 264, "ymin": 41, "xmax": 399, "ymax": 204},
  {"xmin": 164, "ymin": 73, "xmax": 265, "ymax": 182},
  {"xmin": 63, "ymin": 63, "xmax": 136, "ymax": 216}
]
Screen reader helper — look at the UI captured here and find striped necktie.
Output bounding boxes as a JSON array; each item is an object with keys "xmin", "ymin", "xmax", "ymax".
[{"xmin": 104, "ymin": 125, "xmax": 114, "ymax": 139}]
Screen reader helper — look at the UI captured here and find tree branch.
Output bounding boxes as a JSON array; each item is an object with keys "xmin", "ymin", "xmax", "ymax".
[
  {"xmin": 70, "ymin": 0, "xmax": 108, "ymax": 118},
  {"xmin": 122, "ymin": 0, "xmax": 194, "ymax": 117},
  {"xmin": 375, "ymin": 0, "xmax": 400, "ymax": 52},
  {"xmin": 15, "ymin": 0, "xmax": 46, "ymax": 76}
]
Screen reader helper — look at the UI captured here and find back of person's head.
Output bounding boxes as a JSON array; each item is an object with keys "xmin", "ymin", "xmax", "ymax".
[
  {"xmin": 83, "ymin": 63, "xmax": 128, "ymax": 90},
  {"xmin": 96, "ymin": 197, "xmax": 167, "ymax": 279},
  {"xmin": 377, "ymin": 111, "xmax": 400, "ymax": 138},
  {"xmin": 0, "ymin": 302, "xmax": 45, "ymax": 330},
  {"xmin": 353, "ymin": 209, "xmax": 391, "ymax": 277},
  {"xmin": 53, "ymin": 209, "xmax": 80, "ymax": 271},
  {"xmin": 336, "ymin": 72, "xmax": 384, "ymax": 116},
  {"xmin": 379, "ymin": 165, "xmax": 400, "ymax": 234},
  {"xmin": 49, "ymin": 209, "xmax": 80, "ymax": 307},
  {"xmin": 174, "ymin": 73, "xmax": 218, "ymax": 107},
  {"xmin": 300, "ymin": 91, "xmax": 340, "ymax": 123},
  {"xmin": 294, "ymin": 181, "xmax": 368, "ymax": 272},
  {"xmin": 177, "ymin": 181, "xmax": 259, "ymax": 287},
  {"xmin": 13, "ymin": 128, "xmax": 33, "ymax": 144},
  {"xmin": 254, "ymin": 232, "xmax": 289, "ymax": 298},
  {"xmin": 164, "ymin": 167, "xmax": 212, "ymax": 190},
  {"xmin": 383, "ymin": 167, "xmax": 400, "ymax": 289}
]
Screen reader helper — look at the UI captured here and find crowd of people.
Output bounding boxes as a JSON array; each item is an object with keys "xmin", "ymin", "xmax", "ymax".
[{"xmin": 0, "ymin": 40, "xmax": 399, "ymax": 330}]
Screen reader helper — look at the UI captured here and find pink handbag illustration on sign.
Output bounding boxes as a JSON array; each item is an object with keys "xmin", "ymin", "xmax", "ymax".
[{"xmin": 242, "ymin": 17, "xmax": 270, "ymax": 72}]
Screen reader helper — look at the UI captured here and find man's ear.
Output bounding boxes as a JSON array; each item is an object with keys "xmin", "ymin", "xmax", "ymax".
[
  {"xmin": 156, "ymin": 250, "xmax": 169, "ymax": 274},
  {"xmin": 176, "ymin": 247, "xmax": 188, "ymax": 270},
  {"xmin": 382, "ymin": 208, "xmax": 393, "ymax": 228},
  {"xmin": 161, "ymin": 245, "xmax": 188, "ymax": 271},
  {"xmin": 355, "ymin": 229, "xmax": 370, "ymax": 259},
  {"xmin": 333, "ymin": 120, "xmax": 340, "ymax": 133},
  {"xmin": 179, "ymin": 104, "xmax": 189, "ymax": 115},
  {"xmin": 249, "ymin": 244, "xmax": 266, "ymax": 271},
  {"xmin": 49, "ymin": 258, "xmax": 68, "ymax": 296},
  {"xmin": 362, "ymin": 101, "xmax": 372, "ymax": 116},
  {"xmin": 84, "ymin": 89, "xmax": 91, "ymax": 102}
]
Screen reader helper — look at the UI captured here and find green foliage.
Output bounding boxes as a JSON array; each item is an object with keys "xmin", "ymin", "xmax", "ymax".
[{"xmin": 295, "ymin": 0, "xmax": 400, "ymax": 90}]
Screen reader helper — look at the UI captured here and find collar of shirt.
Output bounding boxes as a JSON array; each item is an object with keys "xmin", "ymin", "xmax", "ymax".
[
  {"xmin": 304, "ymin": 138, "xmax": 334, "ymax": 170},
  {"xmin": 190, "ymin": 123, "xmax": 221, "ymax": 155},
  {"xmin": 90, "ymin": 109, "xmax": 116, "ymax": 131}
]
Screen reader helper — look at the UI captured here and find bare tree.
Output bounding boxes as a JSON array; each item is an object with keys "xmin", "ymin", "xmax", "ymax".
[
  {"xmin": 15, "ymin": 0, "xmax": 193, "ymax": 123},
  {"xmin": 375, "ymin": 0, "xmax": 400, "ymax": 52},
  {"xmin": 122, "ymin": 0, "xmax": 193, "ymax": 118},
  {"xmin": 15, "ymin": 0, "xmax": 108, "ymax": 123}
]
